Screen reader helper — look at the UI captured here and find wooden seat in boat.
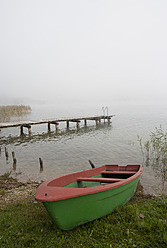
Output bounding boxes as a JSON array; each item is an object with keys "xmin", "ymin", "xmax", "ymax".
[
  {"xmin": 101, "ymin": 170, "xmax": 136, "ymax": 175},
  {"xmin": 77, "ymin": 177, "xmax": 123, "ymax": 183}
]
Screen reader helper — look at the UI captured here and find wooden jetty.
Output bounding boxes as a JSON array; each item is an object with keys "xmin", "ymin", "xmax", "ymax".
[{"xmin": 0, "ymin": 115, "xmax": 114, "ymax": 135}]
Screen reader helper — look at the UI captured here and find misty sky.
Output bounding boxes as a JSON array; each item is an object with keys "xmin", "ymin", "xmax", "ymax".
[{"xmin": 0, "ymin": 0, "xmax": 167, "ymax": 105}]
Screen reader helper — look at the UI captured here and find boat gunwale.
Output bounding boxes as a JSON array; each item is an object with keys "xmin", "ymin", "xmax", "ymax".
[{"xmin": 35, "ymin": 164, "xmax": 143, "ymax": 202}]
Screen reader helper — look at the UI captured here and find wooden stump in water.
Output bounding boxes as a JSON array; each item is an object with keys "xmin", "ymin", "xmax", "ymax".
[
  {"xmin": 89, "ymin": 160, "xmax": 95, "ymax": 168},
  {"xmin": 12, "ymin": 151, "xmax": 17, "ymax": 170},
  {"xmin": 12, "ymin": 151, "xmax": 17, "ymax": 163},
  {"xmin": 39, "ymin": 157, "xmax": 43, "ymax": 172},
  {"xmin": 5, "ymin": 147, "xmax": 9, "ymax": 159}
]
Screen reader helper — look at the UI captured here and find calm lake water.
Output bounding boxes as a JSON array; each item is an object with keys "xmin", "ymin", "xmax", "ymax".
[{"xmin": 0, "ymin": 102, "xmax": 167, "ymax": 195}]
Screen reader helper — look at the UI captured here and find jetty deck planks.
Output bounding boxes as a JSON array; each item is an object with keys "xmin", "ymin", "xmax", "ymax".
[{"xmin": 0, "ymin": 115, "xmax": 114, "ymax": 135}]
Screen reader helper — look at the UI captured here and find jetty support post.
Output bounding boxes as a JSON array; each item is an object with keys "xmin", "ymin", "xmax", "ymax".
[
  {"xmin": 28, "ymin": 126, "xmax": 31, "ymax": 135},
  {"xmin": 84, "ymin": 119, "xmax": 87, "ymax": 126},
  {"xmin": 50, "ymin": 121, "xmax": 59, "ymax": 132},
  {"xmin": 66, "ymin": 121, "xmax": 69, "ymax": 129},
  {"xmin": 25, "ymin": 125, "xmax": 31, "ymax": 135},
  {"xmin": 55, "ymin": 122, "xmax": 59, "ymax": 131},
  {"xmin": 95, "ymin": 119, "xmax": 99, "ymax": 125},
  {"xmin": 20, "ymin": 125, "xmax": 31, "ymax": 135},
  {"xmin": 71, "ymin": 120, "xmax": 80, "ymax": 128},
  {"xmin": 48, "ymin": 122, "xmax": 51, "ymax": 132},
  {"xmin": 76, "ymin": 120, "xmax": 80, "ymax": 129},
  {"xmin": 20, "ymin": 125, "xmax": 24, "ymax": 135},
  {"xmin": 108, "ymin": 117, "xmax": 111, "ymax": 124}
]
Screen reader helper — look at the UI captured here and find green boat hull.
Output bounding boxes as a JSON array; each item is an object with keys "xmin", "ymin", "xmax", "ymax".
[{"xmin": 43, "ymin": 177, "xmax": 139, "ymax": 230}]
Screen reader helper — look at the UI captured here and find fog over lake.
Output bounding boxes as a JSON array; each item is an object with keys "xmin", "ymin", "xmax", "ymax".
[{"xmin": 0, "ymin": 0, "xmax": 167, "ymax": 106}]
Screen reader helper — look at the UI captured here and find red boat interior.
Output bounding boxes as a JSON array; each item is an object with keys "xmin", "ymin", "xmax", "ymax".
[
  {"xmin": 76, "ymin": 170, "xmax": 136, "ymax": 187},
  {"xmin": 35, "ymin": 164, "xmax": 143, "ymax": 202},
  {"xmin": 65, "ymin": 164, "xmax": 141, "ymax": 188},
  {"xmin": 46, "ymin": 164, "xmax": 141, "ymax": 189}
]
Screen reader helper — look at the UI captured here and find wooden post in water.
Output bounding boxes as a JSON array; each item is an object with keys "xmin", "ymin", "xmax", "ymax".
[
  {"xmin": 89, "ymin": 160, "xmax": 95, "ymax": 168},
  {"xmin": 5, "ymin": 147, "xmax": 9, "ymax": 159},
  {"xmin": 39, "ymin": 157, "xmax": 43, "ymax": 172},
  {"xmin": 12, "ymin": 151, "xmax": 17, "ymax": 170},
  {"xmin": 12, "ymin": 151, "xmax": 17, "ymax": 163}
]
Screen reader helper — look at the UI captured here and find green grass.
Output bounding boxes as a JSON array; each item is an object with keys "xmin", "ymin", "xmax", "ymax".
[{"xmin": 0, "ymin": 195, "xmax": 167, "ymax": 248}]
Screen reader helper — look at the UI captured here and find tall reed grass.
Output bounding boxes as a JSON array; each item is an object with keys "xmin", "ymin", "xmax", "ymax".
[
  {"xmin": 138, "ymin": 126, "xmax": 167, "ymax": 193},
  {"xmin": 0, "ymin": 105, "xmax": 31, "ymax": 122}
]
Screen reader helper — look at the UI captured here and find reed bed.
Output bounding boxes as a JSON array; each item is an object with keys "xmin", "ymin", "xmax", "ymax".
[
  {"xmin": 138, "ymin": 126, "xmax": 167, "ymax": 194},
  {"xmin": 0, "ymin": 105, "xmax": 31, "ymax": 122}
]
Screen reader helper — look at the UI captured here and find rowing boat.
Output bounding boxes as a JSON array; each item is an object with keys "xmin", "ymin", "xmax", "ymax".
[{"xmin": 35, "ymin": 164, "xmax": 143, "ymax": 230}]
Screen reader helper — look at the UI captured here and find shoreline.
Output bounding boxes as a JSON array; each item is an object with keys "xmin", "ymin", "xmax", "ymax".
[
  {"xmin": 0, "ymin": 174, "xmax": 159, "ymax": 209},
  {"xmin": 0, "ymin": 174, "xmax": 40, "ymax": 208}
]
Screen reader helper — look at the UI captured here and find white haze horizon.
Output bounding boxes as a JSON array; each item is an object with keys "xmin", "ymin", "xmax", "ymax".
[{"xmin": 0, "ymin": 0, "xmax": 167, "ymax": 107}]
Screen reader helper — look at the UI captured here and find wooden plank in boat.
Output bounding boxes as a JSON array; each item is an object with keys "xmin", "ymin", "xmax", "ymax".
[
  {"xmin": 77, "ymin": 177, "xmax": 123, "ymax": 183},
  {"xmin": 101, "ymin": 171, "xmax": 136, "ymax": 175}
]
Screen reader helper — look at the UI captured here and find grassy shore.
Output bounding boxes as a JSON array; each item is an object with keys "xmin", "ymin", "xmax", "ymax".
[
  {"xmin": 0, "ymin": 105, "xmax": 31, "ymax": 122},
  {"xmin": 0, "ymin": 174, "xmax": 167, "ymax": 248}
]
